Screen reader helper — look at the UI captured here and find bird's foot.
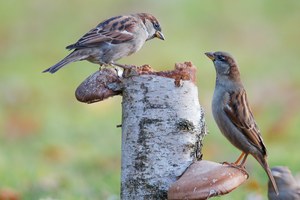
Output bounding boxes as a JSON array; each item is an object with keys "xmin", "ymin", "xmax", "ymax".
[
  {"xmin": 98, "ymin": 63, "xmax": 111, "ymax": 71},
  {"xmin": 221, "ymin": 161, "xmax": 246, "ymax": 170},
  {"xmin": 221, "ymin": 161, "xmax": 235, "ymax": 166}
]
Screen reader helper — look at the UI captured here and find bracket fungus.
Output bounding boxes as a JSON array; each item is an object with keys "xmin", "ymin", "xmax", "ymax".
[
  {"xmin": 75, "ymin": 62, "xmax": 197, "ymax": 104},
  {"xmin": 168, "ymin": 160, "xmax": 248, "ymax": 200},
  {"xmin": 75, "ymin": 68, "xmax": 122, "ymax": 104}
]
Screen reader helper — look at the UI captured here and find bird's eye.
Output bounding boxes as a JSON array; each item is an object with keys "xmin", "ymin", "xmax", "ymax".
[
  {"xmin": 218, "ymin": 55, "xmax": 226, "ymax": 61},
  {"xmin": 154, "ymin": 23, "xmax": 160, "ymax": 29}
]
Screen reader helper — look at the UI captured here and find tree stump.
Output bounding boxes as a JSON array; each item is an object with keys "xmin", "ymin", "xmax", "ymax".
[
  {"xmin": 121, "ymin": 73, "xmax": 205, "ymax": 199},
  {"xmin": 75, "ymin": 63, "xmax": 247, "ymax": 200}
]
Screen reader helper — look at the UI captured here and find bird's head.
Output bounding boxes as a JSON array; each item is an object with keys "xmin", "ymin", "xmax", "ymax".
[
  {"xmin": 271, "ymin": 166, "xmax": 296, "ymax": 187},
  {"xmin": 205, "ymin": 51, "xmax": 240, "ymax": 81},
  {"xmin": 137, "ymin": 13, "xmax": 165, "ymax": 41}
]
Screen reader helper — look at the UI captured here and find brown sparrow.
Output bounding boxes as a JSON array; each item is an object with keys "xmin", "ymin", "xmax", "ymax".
[
  {"xmin": 268, "ymin": 166, "xmax": 300, "ymax": 200},
  {"xmin": 43, "ymin": 13, "xmax": 164, "ymax": 73},
  {"xmin": 205, "ymin": 51, "xmax": 279, "ymax": 195}
]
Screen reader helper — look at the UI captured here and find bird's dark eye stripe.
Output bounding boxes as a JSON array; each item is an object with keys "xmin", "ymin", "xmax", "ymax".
[
  {"xmin": 218, "ymin": 55, "xmax": 226, "ymax": 61},
  {"xmin": 154, "ymin": 23, "xmax": 161, "ymax": 31}
]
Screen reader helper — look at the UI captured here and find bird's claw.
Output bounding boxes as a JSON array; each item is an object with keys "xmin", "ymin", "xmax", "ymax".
[{"xmin": 221, "ymin": 161, "xmax": 246, "ymax": 170}]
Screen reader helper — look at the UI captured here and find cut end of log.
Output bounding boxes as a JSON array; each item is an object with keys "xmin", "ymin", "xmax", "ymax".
[
  {"xmin": 168, "ymin": 160, "xmax": 248, "ymax": 200},
  {"xmin": 130, "ymin": 62, "xmax": 197, "ymax": 86}
]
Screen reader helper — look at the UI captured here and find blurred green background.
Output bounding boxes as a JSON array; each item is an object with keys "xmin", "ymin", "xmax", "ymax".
[{"xmin": 1, "ymin": 1, "xmax": 300, "ymax": 199}]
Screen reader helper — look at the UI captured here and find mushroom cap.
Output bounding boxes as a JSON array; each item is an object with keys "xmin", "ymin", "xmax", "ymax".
[
  {"xmin": 75, "ymin": 68, "xmax": 122, "ymax": 103},
  {"xmin": 168, "ymin": 160, "xmax": 248, "ymax": 200}
]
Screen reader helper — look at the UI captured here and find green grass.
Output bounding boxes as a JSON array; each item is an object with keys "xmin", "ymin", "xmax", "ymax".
[{"xmin": 1, "ymin": 1, "xmax": 300, "ymax": 199}]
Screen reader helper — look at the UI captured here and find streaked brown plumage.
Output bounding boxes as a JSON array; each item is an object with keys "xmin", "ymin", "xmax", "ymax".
[
  {"xmin": 43, "ymin": 13, "xmax": 164, "ymax": 73},
  {"xmin": 205, "ymin": 51, "xmax": 279, "ymax": 195}
]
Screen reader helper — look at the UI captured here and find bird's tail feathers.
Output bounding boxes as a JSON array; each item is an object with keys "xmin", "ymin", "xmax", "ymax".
[
  {"xmin": 42, "ymin": 51, "xmax": 88, "ymax": 74},
  {"xmin": 256, "ymin": 154, "xmax": 279, "ymax": 195}
]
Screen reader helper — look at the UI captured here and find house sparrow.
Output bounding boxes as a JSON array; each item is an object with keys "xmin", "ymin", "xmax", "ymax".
[
  {"xmin": 205, "ymin": 51, "xmax": 279, "ymax": 195},
  {"xmin": 268, "ymin": 166, "xmax": 300, "ymax": 200},
  {"xmin": 43, "ymin": 13, "xmax": 164, "ymax": 73}
]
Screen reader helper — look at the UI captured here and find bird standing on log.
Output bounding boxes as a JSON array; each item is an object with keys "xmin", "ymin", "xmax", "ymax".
[
  {"xmin": 205, "ymin": 51, "xmax": 279, "ymax": 195},
  {"xmin": 43, "ymin": 13, "xmax": 164, "ymax": 73}
]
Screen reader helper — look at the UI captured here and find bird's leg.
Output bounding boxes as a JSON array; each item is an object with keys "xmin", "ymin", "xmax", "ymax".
[
  {"xmin": 234, "ymin": 152, "xmax": 246, "ymax": 165},
  {"xmin": 224, "ymin": 153, "xmax": 248, "ymax": 170},
  {"xmin": 221, "ymin": 153, "xmax": 244, "ymax": 166},
  {"xmin": 238, "ymin": 153, "xmax": 248, "ymax": 168},
  {"xmin": 222, "ymin": 153, "xmax": 248, "ymax": 170},
  {"xmin": 99, "ymin": 64, "xmax": 103, "ymax": 70},
  {"xmin": 98, "ymin": 63, "xmax": 110, "ymax": 70}
]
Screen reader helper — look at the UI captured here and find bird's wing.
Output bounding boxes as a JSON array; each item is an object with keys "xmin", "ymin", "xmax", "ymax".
[
  {"xmin": 223, "ymin": 89, "xmax": 266, "ymax": 152},
  {"xmin": 66, "ymin": 15, "xmax": 136, "ymax": 50}
]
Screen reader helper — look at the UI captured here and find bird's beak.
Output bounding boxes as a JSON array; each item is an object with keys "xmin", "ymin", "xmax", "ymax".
[
  {"xmin": 205, "ymin": 52, "xmax": 215, "ymax": 61},
  {"xmin": 155, "ymin": 31, "xmax": 165, "ymax": 40}
]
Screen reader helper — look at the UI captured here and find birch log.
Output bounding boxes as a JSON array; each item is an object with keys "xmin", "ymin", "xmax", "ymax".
[
  {"xmin": 121, "ymin": 74, "xmax": 206, "ymax": 199},
  {"xmin": 75, "ymin": 63, "xmax": 207, "ymax": 200}
]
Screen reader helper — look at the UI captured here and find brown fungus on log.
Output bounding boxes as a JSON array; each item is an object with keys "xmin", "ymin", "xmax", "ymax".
[
  {"xmin": 75, "ymin": 68, "xmax": 122, "ymax": 104},
  {"xmin": 168, "ymin": 160, "xmax": 249, "ymax": 200},
  {"xmin": 75, "ymin": 62, "xmax": 197, "ymax": 104}
]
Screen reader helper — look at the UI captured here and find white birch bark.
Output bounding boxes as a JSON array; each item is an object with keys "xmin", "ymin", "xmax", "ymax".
[{"xmin": 121, "ymin": 75, "xmax": 206, "ymax": 199}]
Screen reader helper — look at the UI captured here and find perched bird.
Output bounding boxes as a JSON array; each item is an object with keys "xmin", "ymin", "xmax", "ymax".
[
  {"xmin": 205, "ymin": 51, "xmax": 279, "ymax": 195},
  {"xmin": 43, "ymin": 13, "xmax": 164, "ymax": 73},
  {"xmin": 268, "ymin": 166, "xmax": 300, "ymax": 200}
]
